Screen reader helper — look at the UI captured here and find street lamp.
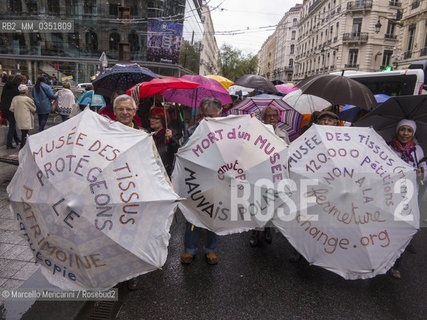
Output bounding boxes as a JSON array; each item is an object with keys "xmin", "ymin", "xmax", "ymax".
[{"xmin": 375, "ymin": 16, "xmax": 404, "ymax": 34}]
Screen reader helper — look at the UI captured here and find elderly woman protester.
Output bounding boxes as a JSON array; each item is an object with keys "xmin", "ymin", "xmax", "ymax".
[
  {"xmin": 9, "ymin": 84, "xmax": 36, "ymax": 149},
  {"xmin": 249, "ymin": 105, "xmax": 290, "ymax": 247},
  {"xmin": 32, "ymin": 76, "xmax": 57, "ymax": 132},
  {"xmin": 56, "ymin": 81, "xmax": 76, "ymax": 122},
  {"xmin": 388, "ymin": 119, "xmax": 424, "ymax": 279}
]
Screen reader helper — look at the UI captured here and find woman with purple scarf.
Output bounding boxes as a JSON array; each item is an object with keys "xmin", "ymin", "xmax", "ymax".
[{"xmin": 388, "ymin": 119, "xmax": 424, "ymax": 279}]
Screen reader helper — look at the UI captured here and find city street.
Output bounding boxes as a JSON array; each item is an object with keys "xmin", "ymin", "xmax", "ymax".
[
  {"xmin": 116, "ymin": 210, "xmax": 427, "ymax": 320},
  {"xmin": 0, "ymin": 155, "xmax": 426, "ymax": 319}
]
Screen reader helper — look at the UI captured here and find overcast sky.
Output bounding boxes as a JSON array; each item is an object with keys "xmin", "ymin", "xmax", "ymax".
[{"xmin": 209, "ymin": 0, "xmax": 300, "ymax": 56}]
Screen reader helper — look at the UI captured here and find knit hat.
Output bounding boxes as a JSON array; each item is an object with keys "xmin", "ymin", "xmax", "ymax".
[
  {"xmin": 18, "ymin": 84, "xmax": 28, "ymax": 93},
  {"xmin": 396, "ymin": 119, "xmax": 416, "ymax": 134}
]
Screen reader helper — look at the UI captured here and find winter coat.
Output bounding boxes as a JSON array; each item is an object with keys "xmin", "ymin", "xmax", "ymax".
[
  {"xmin": 32, "ymin": 82, "xmax": 57, "ymax": 114},
  {"xmin": 152, "ymin": 128, "xmax": 179, "ymax": 176},
  {"xmin": 0, "ymin": 81, "xmax": 20, "ymax": 118},
  {"xmin": 56, "ymin": 88, "xmax": 76, "ymax": 116},
  {"xmin": 274, "ymin": 126, "xmax": 290, "ymax": 144},
  {"xmin": 9, "ymin": 94, "xmax": 36, "ymax": 130}
]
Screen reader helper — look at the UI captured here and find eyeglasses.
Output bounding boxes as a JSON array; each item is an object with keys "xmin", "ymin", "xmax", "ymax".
[
  {"xmin": 150, "ymin": 116, "xmax": 162, "ymax": 120},
  {"xmin": 265, "ymin": 113, "xmax": 279, "ymax": 118},
  {"xmin": 115, "ymin": 107, "xmax": 135, "ymax": 112}
]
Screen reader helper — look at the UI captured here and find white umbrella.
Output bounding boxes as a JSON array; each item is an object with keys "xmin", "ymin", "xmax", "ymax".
[
  {"xmin": 272, "ymin": 125, "xmax": 419, "ymax": 279},
  {"xmin": 7, "ymin": 110, "xmax": 179, "ymax": 290},
  {"xmin": 283, "ymin": 89, "xmax": 331, "ymax": 114},
  {"xmin": 227, "ymin": 84, "xmax": 254, "ymax": 97},
  {"xmin": 172, "ymin": 115, "xmax": 289, "ymax": 235}
]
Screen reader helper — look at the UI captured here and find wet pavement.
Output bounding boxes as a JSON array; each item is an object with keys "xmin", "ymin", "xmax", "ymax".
[{"xmin": 117, "ymin": 211, "xmax": 427, "ymax": 320}]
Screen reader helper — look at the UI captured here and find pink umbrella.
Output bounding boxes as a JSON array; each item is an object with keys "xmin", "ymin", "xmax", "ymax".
[
  {"xmin": 161, "ymin": 75, "xmax": 232, "ymax": 108},
  {"xmin": 275, "ymin": 84, "xmax": 299, "ymax": 95}
]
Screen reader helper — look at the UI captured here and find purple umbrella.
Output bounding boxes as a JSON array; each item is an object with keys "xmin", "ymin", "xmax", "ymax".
[{"xmin": 161, "ymin": 75, "xmax": 232, "ymax": 108}]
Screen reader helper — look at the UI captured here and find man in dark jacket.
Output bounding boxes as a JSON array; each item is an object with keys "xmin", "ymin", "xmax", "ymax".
[{"xmin": 0, "ymin": 74, "xmax": 26, "ymax": 148}]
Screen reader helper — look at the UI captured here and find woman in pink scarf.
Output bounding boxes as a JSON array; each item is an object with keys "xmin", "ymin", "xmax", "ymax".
[{"xmin": 388, "ymin": 119, "xmax": 424, "ymax": 279}]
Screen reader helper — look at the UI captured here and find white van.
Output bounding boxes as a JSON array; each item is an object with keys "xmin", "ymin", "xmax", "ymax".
[{"xmin": 330, "ymin": 69, "xmax": 425, "ymax": 96}]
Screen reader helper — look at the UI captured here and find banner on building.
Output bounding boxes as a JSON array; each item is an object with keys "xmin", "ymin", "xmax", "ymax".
[{"xmin": 147, "ymin": 19, "xmax": 183, "ymax": 64}]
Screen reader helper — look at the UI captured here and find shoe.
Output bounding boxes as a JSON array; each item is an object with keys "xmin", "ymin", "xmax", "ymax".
[
  {"xmin": 289, "ymin": 250, "xmax": 302, "ymax": 263},
  {"xmin": 127, "ymin": 278, "xmax": 138, "ymax": 291},
  {"xmin": 6, "ymin": 145, "xmax": 15, "ymax": 149},
  {"xmin": 180, "ymin": 252, "xmax": 194, "ymax": 264},
  {"xmin": 205, "ymin": 252, "xmax": 218, "ymax": 265},
  {"xmin": 390, "ymin": 268, "xmax": 401, "ymax": 279},
  {"xmin": 264, "ymin": 228, "xmax": 272, "ymax": 244},
  {"xmin": 249, "ymin": 230, "xmax": 259, "ymax": 247}
]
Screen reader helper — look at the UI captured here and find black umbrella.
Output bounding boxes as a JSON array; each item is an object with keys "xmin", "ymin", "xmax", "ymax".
[
  {"xmin": 93, "ymin": 63, "xmax": 159, "ymax": 97},
  {"xmin": 353, "ymin": 95, "xmax": 427, "ymax": 154},
  {"xmin": 297, "ymin": 74, "xmax": 377, "ymax": 110},
  {"xmin": 235, "ymin": 74, "xmax": 279, "ymax": 94}
]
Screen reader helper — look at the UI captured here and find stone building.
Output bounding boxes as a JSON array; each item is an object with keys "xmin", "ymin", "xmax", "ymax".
[
  {"xmin": 257, "ymin": 32, "xmax": 276, "ymax": 80},
  {"xmin": 273, "ymin": 4, "xmax": 302, "ymax": 82}
]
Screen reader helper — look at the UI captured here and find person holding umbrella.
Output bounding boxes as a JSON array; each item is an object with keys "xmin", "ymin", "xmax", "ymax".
[
  {"xmin": 149, "ymin": 107, "xmax": 180, "ymax": 177},
  {"xmin": 249, "ymin": 105, "xmax": 290, "ymax": 247},
  {"xmin": 389, "ymin": 119, "xmax": 424, "ymax": 279},
  {"xmin": 180, "ymin": 97, "xmax": 222, "ymax": 265}
]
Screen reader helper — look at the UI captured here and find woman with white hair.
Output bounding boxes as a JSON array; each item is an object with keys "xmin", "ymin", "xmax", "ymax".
[
  {"xmin": 56, "ymin": 81, "xmax": 76, "ymax": 121},
  {"xmin": 388, "ymin": 119, "xmax": 424, "ymax": 279},
  {"xmin": 9, "ymin": 84, "xmax": 36, "ymax": 149}
]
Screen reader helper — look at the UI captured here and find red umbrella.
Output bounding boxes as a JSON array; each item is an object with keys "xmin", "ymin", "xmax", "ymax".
[{"xmin": 126, "ymin": 77, "xmax": 200, "ymax": 99}]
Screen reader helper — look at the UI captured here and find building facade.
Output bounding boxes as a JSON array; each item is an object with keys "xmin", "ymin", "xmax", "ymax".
[
  {"xmin": 0, "ymin": 0, "xmax": 201, "ymax": 83},
  {"xmin": 199, "ymin": 5, "xmax": 219, "ymax": 76},
  {"xmin": 257, "ymin": 31, "xmax": 277, "ymax": 80},
  {"xmin": 396, "ymin": 0, "xmax": 427, "ymax": 68},
  {"xmin": 293, "ymin": 0, "xmax": 422, "ymax": 80},
  {"xmin": 273, "ymin": 4, "xmax": 301, "ymax": 82}
]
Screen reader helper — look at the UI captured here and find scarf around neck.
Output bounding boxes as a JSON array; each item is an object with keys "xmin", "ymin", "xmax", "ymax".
[{"xmin": 390, "ymin": 138, "xmax": 416, "ymax": 164}]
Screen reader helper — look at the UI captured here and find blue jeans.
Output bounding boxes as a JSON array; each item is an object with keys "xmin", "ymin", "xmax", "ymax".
[
  {"xmin": 6, "ymin": 113, "xmax": 20, "ymax": 147},
  {"xmin": 38, "ymin": 114, "xmax": 49, "ymax": 132},
  {"xmin": 184, "ymin": 221, "xmax": 218, "ymax": 255}
]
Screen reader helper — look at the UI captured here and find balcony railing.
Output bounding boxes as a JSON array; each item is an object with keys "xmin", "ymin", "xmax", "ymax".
[
  {"xmin": 389, "ymin": 1, "xmax": 402, "ymax": 7},
  {"xmin": 404, "ymin": 51, "xmax": 412, "ymax": 59},
  {"xmin": 342, "ymin": 32, "xmax": 368, "ymax": 42},
  {"xmin": 385, "ymin": 34, "xmax": 397, "ymax": 40},
  {"xmin": 421, "ymin": 47, "xmax": 427, "ymax": 56},
  {"xmin": 345, "ymin": 64, "xmax": 359, "ymax": 69},
  {"xmin": 347, "ymin": 1, "xmax": 373, "ymax": 11}
]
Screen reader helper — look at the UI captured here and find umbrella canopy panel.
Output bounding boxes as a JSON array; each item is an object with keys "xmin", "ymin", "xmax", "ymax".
[
  {"xmin": 7, "ymin": 110, "xmax": 179, "ymax": 290},
  {"xmin": 205, "ymin": 75, "xmax": 234, "ymax": 89},
  {"xmin": 283, "ymin": 89, "xmax": 331, "ymax": 114},
  {"xmin": 297, "ymin": 74, "xmax": 377, "ymax": 110},
  {"xmin": 161, "ymin": 75, "xmax": 232, "ymax": 108},
  {"xmin": 227, "ymin": 97, "xmax": 303, "ymax": 141},
  {"xmin": 235, "ymin": 74, "xmax": 279, "ymax": 94},
  {"xmin": 273, "ymin": 125, "xmax": 419, "ymax": 279},
  {"xmin": 93, "ymin": 63, "xmax": 159, "ymax": 97},
  {"xmin": 172, "ymin": 115, "xmax": 289, "ymax": 235}
]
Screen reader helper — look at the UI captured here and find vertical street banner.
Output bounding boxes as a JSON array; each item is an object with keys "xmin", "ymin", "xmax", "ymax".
[{"xmin": 147, "ymin": 19, "xmax": 183, "ymax": 64}]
